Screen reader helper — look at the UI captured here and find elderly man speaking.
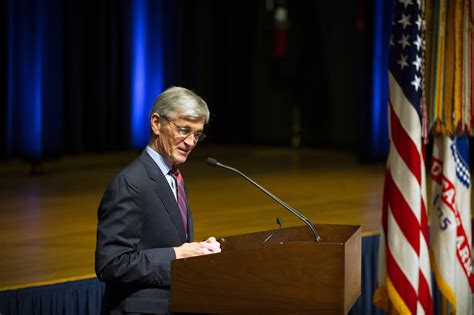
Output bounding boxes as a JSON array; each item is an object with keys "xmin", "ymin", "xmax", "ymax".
[{"xmin": 95, "ymin": 86, "xmax": 221, "ymax": 314}]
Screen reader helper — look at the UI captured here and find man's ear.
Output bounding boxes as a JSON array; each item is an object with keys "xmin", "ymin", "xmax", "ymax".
[{"xmin": 150, "ymin": 113, "xmax": 161, "ymax": 136}]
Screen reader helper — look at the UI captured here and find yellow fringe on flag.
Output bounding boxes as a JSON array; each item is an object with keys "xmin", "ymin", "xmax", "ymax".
[
  {"xmin": 373, "ymin": 278, "xmax": 411, "ymax": 315},
  {"xmin": 373, "ymin": 284, "xmax": 389, "ymax": 312},
  {"xmin": 429, "ymin": 249, "xmax": 457, "ymax": 314},
  {"xmin": 386, "ymin": 277, "xmax": 412, "ymax": 315}
]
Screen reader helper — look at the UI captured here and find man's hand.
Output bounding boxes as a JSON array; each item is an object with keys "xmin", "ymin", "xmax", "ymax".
[{"xmin": 174, "ymin": 237, "xmax": 221, "ymax": 259}]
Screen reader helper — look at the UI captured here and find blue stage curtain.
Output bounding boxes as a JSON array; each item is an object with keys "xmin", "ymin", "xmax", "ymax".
[
  {"xmin": 349, "ymin": 234, "xmax": 385, "ymax": 315},
  {"xmin": 3, "ymin": 0, "xmax": 170, "ymax": 159},
  {"xmin": 365, "ymin": 0, "xmax": 393, "ymax": 161},
  {"xmin": 5, "ymin": 0, "xmax": 64, "ymax": 160},
  {"xmin": 0, "ymin": 278, "xmax": 105, "ymax": 315},
  {"xmin": 130, "ymin": 0, "xmax": 166, "ymax": 150},
  {"xmin": 0, "ymin": 290, "xmax": 18, "ymax": 314}
]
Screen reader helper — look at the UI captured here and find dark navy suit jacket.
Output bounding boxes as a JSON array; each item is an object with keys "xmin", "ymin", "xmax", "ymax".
[{"xmin": 95, "ymin": 150, "xmax": 193, "ymax": 314}]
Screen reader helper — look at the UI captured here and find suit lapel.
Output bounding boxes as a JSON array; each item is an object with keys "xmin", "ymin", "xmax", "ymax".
[{"xmin": 139, "ymin": 150, "xmax": 187, "ymax": 243}]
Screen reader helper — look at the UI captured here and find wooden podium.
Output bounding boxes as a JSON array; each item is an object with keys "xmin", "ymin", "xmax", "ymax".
[{"xmin": 171, "ymin": 224, "xmax": 361, "ymax": 315}]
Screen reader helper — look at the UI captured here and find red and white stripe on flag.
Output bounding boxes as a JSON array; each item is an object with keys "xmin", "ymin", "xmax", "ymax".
[
  {"xmin": 373, "ymin": 73, "xmax": 433, "ymax": 315},
  {"xmin": 431, "ymin": 136, "xmax": 474, "ymax": 314},
  {"xmin": 373, "ymin": 1, "xmax": 433, "ymax": 313}
]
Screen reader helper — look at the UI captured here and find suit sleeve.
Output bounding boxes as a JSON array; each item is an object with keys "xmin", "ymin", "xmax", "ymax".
[{"xmin": 95, "ymin": 174, "xmax": 176, "ymax": 286}]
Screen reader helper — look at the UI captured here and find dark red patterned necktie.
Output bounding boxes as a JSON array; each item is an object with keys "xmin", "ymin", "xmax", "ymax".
[{"xmin": 170, "ymin": 167, "xmax": 187, "ymax": 233}]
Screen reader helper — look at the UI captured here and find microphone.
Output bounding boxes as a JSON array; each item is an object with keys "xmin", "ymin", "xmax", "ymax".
[
  {"xmin": 206, "ymin": 157, "xmax": 321, "ymax": 242},
  {"xmin": 262, "ymin": 217, "xmax": 283, "ymax": 245}
]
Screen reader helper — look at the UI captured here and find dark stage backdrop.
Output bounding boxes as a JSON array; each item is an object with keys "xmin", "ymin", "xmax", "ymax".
[{"xmin": 1, "ymin": 0, "xmax": 383, "ymax": 161}]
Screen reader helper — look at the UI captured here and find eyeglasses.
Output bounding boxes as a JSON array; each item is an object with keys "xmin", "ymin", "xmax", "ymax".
[{"xmin": 162, "ymin": 116, "xmax": 207, "ymax": 142}]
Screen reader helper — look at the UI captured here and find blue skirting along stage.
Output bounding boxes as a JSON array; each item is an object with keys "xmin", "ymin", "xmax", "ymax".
[
  {"xmin": 0, "ymin": 278, "xmax": 104, "ymax": 315},
  {"xmin": 0, "ymin": 234, "xmax": 443, "ymax": 314},
  {"xmin": 0, "ymin": 235, "xmax": 388, "ymax": 315}
]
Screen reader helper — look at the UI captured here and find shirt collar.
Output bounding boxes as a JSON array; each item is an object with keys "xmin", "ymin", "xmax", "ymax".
[{"xmin": 146, "ymin": 146, "xmax": 173, "ymax": 176}]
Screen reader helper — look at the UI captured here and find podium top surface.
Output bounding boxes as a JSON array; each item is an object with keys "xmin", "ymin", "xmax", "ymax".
[{"xmin": 218, "ymin": 224, "xmax": 361, "ymax": 251}]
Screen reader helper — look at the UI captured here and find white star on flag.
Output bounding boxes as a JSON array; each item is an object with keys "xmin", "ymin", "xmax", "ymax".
[
  {"xmin": 398, "ymin": 54, "xmax": 409, "ymax": 70},
  {"xmin": 412, "ymin": 55, "xmax": 421, "ymax": 71},
  {"xmin": 411, "ymin": 74, "xmax": 421, "ymax": 91},
  {"xmin": 398, "ymin": 34, "xmax": 410, "ymax": 49},
  {"xmin": 413, "ymin": 35, "xmax": 422, "ymax": 50},
  {"xmin": 415, "ymin": 15, "xmax": 422, "ymax": 30},
  {"xmin": 398, "ymin": 13, "xmax": 412, "ymax": 29}
]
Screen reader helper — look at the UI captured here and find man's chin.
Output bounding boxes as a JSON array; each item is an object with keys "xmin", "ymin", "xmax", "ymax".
[{"xmin": 173, "ymin": 154, "xmax": 188, "ymax": 165}]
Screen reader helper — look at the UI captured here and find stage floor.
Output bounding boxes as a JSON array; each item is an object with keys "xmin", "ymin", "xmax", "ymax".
[{"xmin": 0, "ymin": 145, "xmax": 387, "ymax": 290}]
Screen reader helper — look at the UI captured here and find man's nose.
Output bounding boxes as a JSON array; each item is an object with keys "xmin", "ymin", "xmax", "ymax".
[{"xmin": 183, "ymin": 134, "xmax": 198, "ymax": 146}]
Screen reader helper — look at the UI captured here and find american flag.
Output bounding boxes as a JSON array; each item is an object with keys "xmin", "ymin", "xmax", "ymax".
[{"xmin": 374, "ymin": 0, "xmax": 433, "ymax": 314}]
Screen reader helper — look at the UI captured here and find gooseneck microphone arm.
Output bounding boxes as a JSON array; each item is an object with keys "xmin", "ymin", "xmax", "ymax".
[
  {"xmin": 207, "ymin": 157, "xmax": 321, "ymax": 242},
  {"xmin": 262, "ymin": 217, "xmax": 283, "ymax": 245}
]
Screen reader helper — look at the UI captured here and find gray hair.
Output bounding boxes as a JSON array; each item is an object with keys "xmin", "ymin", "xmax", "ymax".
[{"xmin": 150, "ymin": 86, "xmax": 210, "ymax": 123}]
